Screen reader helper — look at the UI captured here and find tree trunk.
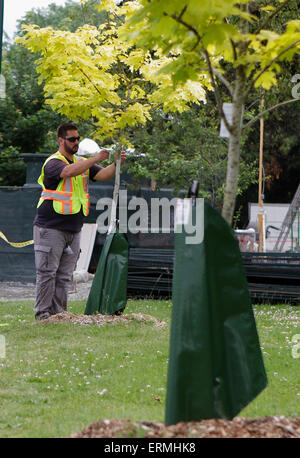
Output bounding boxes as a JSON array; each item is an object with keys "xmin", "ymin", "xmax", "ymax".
[
  {"xmin": 221, "ymin": 66, "xmax": 247, "ymax": 226},
  {"xmin": 222, "ymin": 4, "xmax": 249, "ymax": 227}
]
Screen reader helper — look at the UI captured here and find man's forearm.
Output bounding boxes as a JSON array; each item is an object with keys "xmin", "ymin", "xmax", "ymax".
[
  {"xmin": 60, "ymin": 156, "xmax": 99, "ymax": 178},
  {"xmin": 94, "ymin": 163, "xmax": 116, "ymax": 181}
]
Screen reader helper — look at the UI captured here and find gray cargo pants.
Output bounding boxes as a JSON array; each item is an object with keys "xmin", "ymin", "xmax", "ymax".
[{"xmin": 34, "ymin": 226, "xmax": 81, "ymax": 320}]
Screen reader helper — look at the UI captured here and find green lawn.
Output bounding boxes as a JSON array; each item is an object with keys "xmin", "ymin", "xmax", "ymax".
[{"xmin": 0, "ymin": 299, "xmax": 299, "ymax": 438}]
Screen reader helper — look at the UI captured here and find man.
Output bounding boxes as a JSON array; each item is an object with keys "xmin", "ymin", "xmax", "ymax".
[{"xmin": 33, "ymin": 121, "xmax": 126, "ymax": 320}]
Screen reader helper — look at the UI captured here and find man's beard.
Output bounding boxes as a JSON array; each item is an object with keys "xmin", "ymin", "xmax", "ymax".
[{"xmin": 64, "ymin": 141, "xmax": 79, "ymax": 155}]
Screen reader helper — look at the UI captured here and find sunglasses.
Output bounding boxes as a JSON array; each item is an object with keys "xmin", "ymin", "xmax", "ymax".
[{"xmin": 64, "ymin": 136, "xmax": 80, "ymax": 143}]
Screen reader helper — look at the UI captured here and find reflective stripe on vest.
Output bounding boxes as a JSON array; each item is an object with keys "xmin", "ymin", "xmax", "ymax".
[{"xmin": 37, "ymin": 152, "xmax": 90, "ymax": 216}]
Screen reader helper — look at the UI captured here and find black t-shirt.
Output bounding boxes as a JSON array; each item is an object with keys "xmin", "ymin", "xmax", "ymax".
[{"xmin": 34, "ymin": 156, "xmax": 102, "ymax": 233}]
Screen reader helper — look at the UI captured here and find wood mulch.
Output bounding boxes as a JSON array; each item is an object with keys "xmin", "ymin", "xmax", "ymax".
[
  {"xmin": 35, "ymin": 311, "xmax": 167, "ymax": 328},
  {"xmin": 71, "ymin": 416, "xmax": 300, "ymax": 438}
]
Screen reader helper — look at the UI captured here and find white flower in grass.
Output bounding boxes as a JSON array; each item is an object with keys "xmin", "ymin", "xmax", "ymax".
[{"xmin": 97, "ymin": 389, "xmax": 107, "ymax": 396}]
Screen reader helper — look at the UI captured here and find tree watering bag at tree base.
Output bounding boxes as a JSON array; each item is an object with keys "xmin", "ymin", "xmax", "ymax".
[
  {"xmin": 165, "ymin": 201, "xmax": 267, "ymax": 425},
  {"xmin": 85, "ymin": 229, "xmax": 128, "ymax": 315}
]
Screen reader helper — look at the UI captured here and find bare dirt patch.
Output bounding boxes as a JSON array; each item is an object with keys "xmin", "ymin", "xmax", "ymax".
[
  {"xmin": 34, "ymin": 311, "xmax": 167, "ymax": 328},
  {"xmin": 71, "ymin": 416, "xmax": 300, "ymax": 438}
]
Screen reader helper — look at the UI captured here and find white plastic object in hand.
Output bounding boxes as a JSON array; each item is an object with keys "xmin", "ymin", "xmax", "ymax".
[{"xmin": 78, "ymin": 138, "xmax": 101, "ymax": 156}]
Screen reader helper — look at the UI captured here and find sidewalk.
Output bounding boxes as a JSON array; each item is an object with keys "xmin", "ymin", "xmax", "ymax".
[{"xmin": 0, "ymin": 280, "xmax": 93, "ymax": 302}]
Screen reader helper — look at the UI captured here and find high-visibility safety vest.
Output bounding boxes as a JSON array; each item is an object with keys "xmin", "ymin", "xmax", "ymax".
[{"xmin": 37, "ymin": 152, "xmax": 90, "ymax": 216}]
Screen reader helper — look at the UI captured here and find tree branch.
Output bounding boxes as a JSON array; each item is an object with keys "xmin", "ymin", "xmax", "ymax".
[
  {"xmin": 243, "ymin": 97, "xmax": 300, "ymax": 130},
  {"xmin": 164, "ymin": 9, "xmax": 234, "ymax": 100},
  {"xmin": 203, "ymin": 49, "xmax": 233, "ymax": 134},
  {"xmin": 162, "ymin": 8, "xmax": 234, "ymax": 131},
  {"xmin": 163, "ymin": 8, "xmax": 202, "ymax": 52},
  {"xmin": 197, "ymin": 49, "xmax": 234, "ymax": 96},
  {"xmin": 246, "ymin": 39, "xmax": 300, "ymax": 96},
  {"xmin": 210, "ymin": 66, "xmax": 234, "ymax": 97},
  {"xmin": 75, "ymin": 64, "xmax": 103, "ymax": 98},
  {"xmin": 255, "ymin": 0, "xmax": 293, "ymax": 34},
  {"xmin": 223, "ymin": 18, "xmax": 238, "ymax": 61},
  {"xmin": 178, "ymin": 5, "xmax": 188, "ymax": 19}
]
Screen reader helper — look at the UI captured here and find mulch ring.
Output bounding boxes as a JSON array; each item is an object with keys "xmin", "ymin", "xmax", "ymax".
[
  {"xmin": 71, "ymin": 416, "xmax": 300, "ymax": 438},
  {"xmin": 34, "ymin": 311, "xmax": 167, "ymax": 328}
]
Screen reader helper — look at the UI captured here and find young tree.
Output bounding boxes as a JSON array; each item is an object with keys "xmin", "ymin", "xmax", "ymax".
[
  {"xmin": 121, "ymin": 0, "xmax": 300, "ymax": 224},
  {"xmin": 15, "ymin": 1, "xmax": 208, "ymax": 150}
]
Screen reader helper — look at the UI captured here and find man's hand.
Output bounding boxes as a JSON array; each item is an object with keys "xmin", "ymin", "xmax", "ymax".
[
  {"xmin": 112, "ymin": 149, "xmax": 127, "ymax": 165},
  {"xmin": 95, "ymin": 149, "xmax": 110, "ymax": 162},
  {"xmin": 120, "ymin": 149, "xmax": 127, "ymax": 164},
  {"xmin": 93, "ymin": 148, "xmax": 127, "ymax": 181}
]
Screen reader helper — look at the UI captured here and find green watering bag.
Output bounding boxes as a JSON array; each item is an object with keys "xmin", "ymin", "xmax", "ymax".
[
  {"xmin": 85, "ymin": 229, "xmax": 128, "ymax": 315},
  {"xmin": 165, "ymin": 200, "xmax": 267, "ymax": 425}
]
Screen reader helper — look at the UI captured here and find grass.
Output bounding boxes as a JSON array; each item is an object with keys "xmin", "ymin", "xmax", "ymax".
[
  {"xmin": 0, "ymin": 298, "xmax": 299, "ymax": 438},
  {"xmin": 240, "ymin": 304, "xmax": 300, "ymax": 418}
]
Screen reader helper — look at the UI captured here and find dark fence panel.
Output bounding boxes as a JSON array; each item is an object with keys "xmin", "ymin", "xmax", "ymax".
[
  {"xmin": 126, "ymin": 249, "xmax": 300, "ymax": 303},
  {"xmin": 1, "ymin": 154, "xmax": 299, "ymax": 303}
]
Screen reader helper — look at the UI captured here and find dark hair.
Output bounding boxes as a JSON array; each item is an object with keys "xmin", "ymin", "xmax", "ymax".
[{"xmin": 57, "ymin": 122, "xmax": 79, "ymax": 139}]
